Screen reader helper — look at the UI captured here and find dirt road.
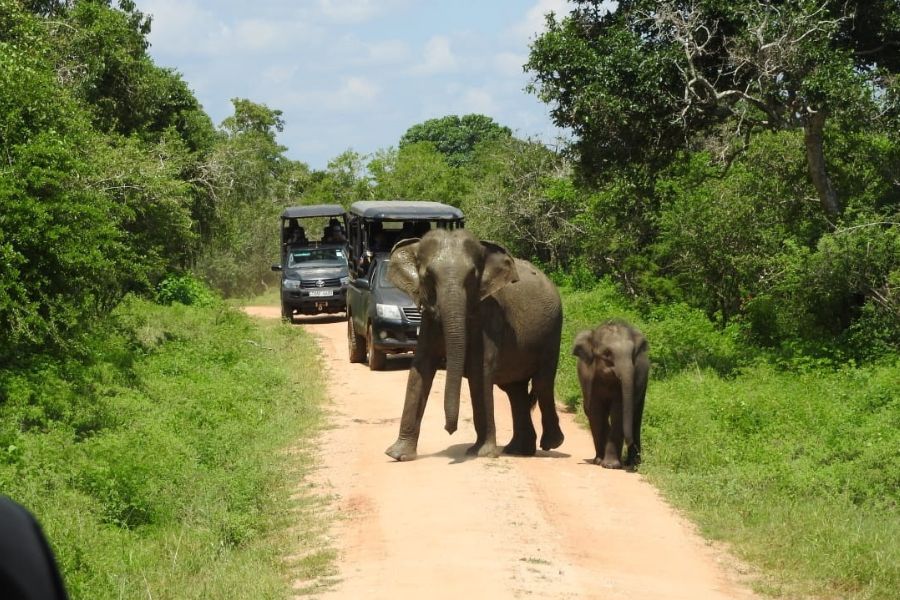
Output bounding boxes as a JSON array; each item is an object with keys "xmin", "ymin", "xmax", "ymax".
[{"xmin": 245, "ymin": 308, "xmax": 760, "ymax": 599}]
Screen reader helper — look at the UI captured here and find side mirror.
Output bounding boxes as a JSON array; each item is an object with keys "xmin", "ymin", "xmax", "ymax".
[
  {"xmin": 271, "ymin": 264, "xmax": 282, "ymax": 272},
  {"xmin": 355, "ymin": 278, "xmax": 370, "ymax": 290}
]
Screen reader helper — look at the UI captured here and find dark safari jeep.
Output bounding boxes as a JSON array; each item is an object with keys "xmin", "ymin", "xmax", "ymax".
[
  {"xmin": 345, "ymin": 200, "xmax": 465, "ymax": 370},
  {"xmin": 271, "ymin": 204, "xmax": 349, "ymax": 320}
]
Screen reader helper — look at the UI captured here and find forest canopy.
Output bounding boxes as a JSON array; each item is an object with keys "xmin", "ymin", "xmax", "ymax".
[{"xmin": 1, "ymin": 0, "xmax": 897, "ymax": 364}]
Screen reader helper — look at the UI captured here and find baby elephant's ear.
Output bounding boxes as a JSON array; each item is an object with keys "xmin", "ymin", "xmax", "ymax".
[
  {"xmin": 572, "ymin": 330, "xmax": 594, "ymax": 362},
  {"xmin": 389, "ymin": 239, "xmax": 421, "ymax": 303}
]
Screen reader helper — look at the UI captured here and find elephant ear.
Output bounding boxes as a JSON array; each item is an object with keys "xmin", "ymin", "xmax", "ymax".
[
  {"xmin": 388, "ymin": 238, "xmax": 421, "ymax": 303},
  {"xmin": 479, "ymin": 240, "xmax": 519, "ymax": 301},
  {"xmin": 572, "ymin": 330, "xmax": 594, "ymax": 363}
]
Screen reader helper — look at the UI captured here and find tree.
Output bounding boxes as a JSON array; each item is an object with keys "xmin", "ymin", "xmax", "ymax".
[
  {"xmin": 368, "ymin": 142, "xmax": 468, "ymax": 206},
  {"xmin": 461, "ymin": 137, "xmax": 582, "ymax": 270},
  {"xmin": 301, "ymin": 149, "xmax": 372, "ymax": 206},
  {"xmin": 0, "ymin": 0, "xmax": 204, "ymax": 358},
  {"xmin": 399, "ymin": 114, "xmax": 512, "ymax": 167},
  {"xmin": 527, "ymin": 0, "xmax": 900, "ymax": 220},
  {"xmin": 195, "ymin": 99, "xmax": 309, "ymax": 296}
]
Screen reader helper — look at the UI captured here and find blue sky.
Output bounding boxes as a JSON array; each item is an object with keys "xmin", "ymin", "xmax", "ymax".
[{"xmin": 137, "ymin": 0, "xmax": 592, "ymax": 170}]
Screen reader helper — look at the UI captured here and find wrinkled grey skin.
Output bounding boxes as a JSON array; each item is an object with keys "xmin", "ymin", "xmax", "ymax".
[
  {"xmin": 572, "ymin": 320, "xmax": 649, "ymax": 469},
  {"xmin": 385, "ymin": 229, "xmax": 565, "ymax": 461}
]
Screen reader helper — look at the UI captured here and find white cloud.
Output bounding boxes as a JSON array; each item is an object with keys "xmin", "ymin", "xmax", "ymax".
[
  {"xmin": 411, "ymin": 35, "xmax": 457, "ymax": 75},
  {"xmin": 142, "ymin": 0, "xmax": 215, "ymax": 55},
  {"xmin": 493, "ymin": 51, "xmax": 527, "ymax": 77},
  {"xmin": 317, "ymin": 0, "xmax": 381, "ymax": 24},
  {"xmin": 340, "ymin": 77, "xmax": 380, "ymax": 103},
  {"xmin": 261, "ymin": 65, "xmax": 298, "ymax": 84},
  {"xmin": 275, "ymin": 76, "xmax": 380, "ymax": 113},
  {"xmin": 364, "ymin": 39, "xmax": 410, "ymax": 64},
  {"xmin": 511, "ymin": 0, "xmax": 616, "ymax": 43},
  {"xmin": 511, "ymin": 0, "xmax": 572, "ymax": 42},
  {"xmin": 460, "ymin": 88, "xmax": 497, "ymax": 115}
]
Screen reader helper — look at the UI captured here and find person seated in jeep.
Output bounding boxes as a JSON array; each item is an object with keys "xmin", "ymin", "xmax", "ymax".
[
  {"xmin": 322, "ymin": 218, "xmax": 347, "ymax": 243},
  {"xmin": 285, "ymin": 219, "xmax": 308, "ymax": 245}
]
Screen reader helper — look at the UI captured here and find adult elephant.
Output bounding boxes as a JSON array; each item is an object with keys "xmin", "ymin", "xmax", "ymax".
[{"xmin": 384, "ymin": 228, "xmax": 565, "ymax": 461}]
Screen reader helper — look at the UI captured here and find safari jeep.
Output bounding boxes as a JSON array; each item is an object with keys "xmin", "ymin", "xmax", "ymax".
[
  {"xmin": 345, "ymin": 200, "xmax": 465, "ymax": 369},
  {"xmin": 271, "ymin": 204, "xmax": 349, "ymax": 320}
]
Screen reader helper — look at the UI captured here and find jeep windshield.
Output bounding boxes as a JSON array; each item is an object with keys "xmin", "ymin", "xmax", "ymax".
[
  {"xmin": 287, "ymin": 247, "xmax": 345, "ymax": 268},
  {"xmin": 375, "ymin": 259, "xmax": 396, "ymax": 288}
]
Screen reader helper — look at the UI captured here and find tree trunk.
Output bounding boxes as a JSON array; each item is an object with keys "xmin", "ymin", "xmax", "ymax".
[{"xmin": 804, "ymin": 112, "xmax": 841, "ymax": 220}]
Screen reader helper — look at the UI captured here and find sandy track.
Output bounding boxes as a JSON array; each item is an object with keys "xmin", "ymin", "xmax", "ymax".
[{"xmin": 244, "ymin": 307, "xmax": 760, "ymax": 599}]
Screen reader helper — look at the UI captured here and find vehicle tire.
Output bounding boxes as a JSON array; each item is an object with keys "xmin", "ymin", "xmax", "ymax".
[
  {"xmin": 366, "ymin": 324, "xmax": 387, "ymax": 371},
  {"xmin": 281, "ymin": 304, "xmax": 292, "ymax": 322},
  {"xmin": 347, "ymin": 314, "xmax": 366, "ymax": 363}
]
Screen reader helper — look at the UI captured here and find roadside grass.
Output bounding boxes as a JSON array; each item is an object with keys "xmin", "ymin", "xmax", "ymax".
[
  {"xmin": 0, "ymin": 296, "xmax": 333, "ymax": 599},
  {"xmin": 228, "ymin": 286, "xmax": 281, "ymax": 308},
  {"xmin": 557, "ymin": 281, "xmax": 899, "ymax": 600}
]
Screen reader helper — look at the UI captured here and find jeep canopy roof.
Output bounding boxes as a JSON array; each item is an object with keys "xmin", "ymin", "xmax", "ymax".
[
  {"xmin": 348, "ymin": 200, "xmax": 464, "ymax": 222},
  {"xmin": 281, "ymin": 204, "xmax": 345, "ymax": 219}
]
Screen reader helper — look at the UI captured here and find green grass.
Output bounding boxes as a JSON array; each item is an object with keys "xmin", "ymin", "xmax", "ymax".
[
  {"xmin": 0, "ymin": 296, "xmax": 333, "ymax": 598},
  {"xmin": 557, "ymin": 282, "xmax": 899, "ymax": 600}
]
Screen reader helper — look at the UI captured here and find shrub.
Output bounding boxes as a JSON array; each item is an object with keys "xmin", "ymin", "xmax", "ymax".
[{"xmin": 155, "ymin": 274, "xmax": 218, "ymax": 307}]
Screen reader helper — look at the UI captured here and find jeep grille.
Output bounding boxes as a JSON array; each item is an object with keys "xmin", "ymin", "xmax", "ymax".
[
  {"xmin": 402, "ymin": 307, "xmax": 421, "ymax": 324},
  {"xmin": 300, "ymin": 277, "xmax": 341, "ymax": 288}
]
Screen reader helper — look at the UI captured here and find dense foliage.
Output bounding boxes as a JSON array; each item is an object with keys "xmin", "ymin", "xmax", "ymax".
[
  {"xmin": 0, "ymin": 296, "xmax": 329, "ymax": 598},
  {"xmin": 0, "ymin": 0, "xmax": 311, "ymax": 360},
  {"xmin": 399, "ymin": 114, "xmax": 512, "ymax": 167},
  {"xmin": 518, "ymin": 0, "xmax": 900, "ymax": 355}
]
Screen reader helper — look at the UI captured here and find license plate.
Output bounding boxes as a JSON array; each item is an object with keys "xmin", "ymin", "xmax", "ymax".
[{"xmin": 308, "ymin": 290, "xmax": 333, "ymax": 297}]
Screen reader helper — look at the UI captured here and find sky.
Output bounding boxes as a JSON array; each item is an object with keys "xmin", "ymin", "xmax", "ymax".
[{"xmin": 136, "ymin": 0, "xmax": 591, "ymax": 171}]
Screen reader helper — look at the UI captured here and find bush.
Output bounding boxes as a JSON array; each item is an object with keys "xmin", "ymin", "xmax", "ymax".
[
  {"xmin": 155, "ymin": 274, "xmax": 218, "ymax": 307},
  {"xmin": 0, "ymin": 296, "xmax": 329, "ymax": 598}
]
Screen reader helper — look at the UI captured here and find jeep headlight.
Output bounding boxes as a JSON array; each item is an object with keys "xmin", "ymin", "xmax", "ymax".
[
  {"xmin": 340, "ymin": 276, "xmax": 349, "ymax": 285},
  {"xmin": 376, "ymin": 303, "xmax": 402, "ymax": 319},
  {"xmin": 283, "ymin": 279, "xmax": 302, "ymax": 290}
]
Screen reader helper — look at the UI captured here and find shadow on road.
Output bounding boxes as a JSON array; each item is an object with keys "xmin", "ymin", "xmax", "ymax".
[{"xmin": 290, "ymin": 313, "xmax": 347, "ymax": 325}]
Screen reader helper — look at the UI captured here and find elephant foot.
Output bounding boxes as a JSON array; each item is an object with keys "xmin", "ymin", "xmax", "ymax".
[
  {"xmin": 385, "ymin": 439, "xmax": 418, "ymax": 462},
  {"xmin": 624, "ymin": 446, "xmax": 641, "ymax": 470},
  {"xmin": 595, "ymin": 457, "xmax": 623, "ymax": 469},
  {"xmin": 467, "ymin": 440, "xmax": 500, "ymax": 458},
  {"xmin": 539, "ymin": 427, "xmax": 564, "ymax": 451},
  {"xmin": 503, "ymin": 437, "xmax": 536, "ymax": 456}
]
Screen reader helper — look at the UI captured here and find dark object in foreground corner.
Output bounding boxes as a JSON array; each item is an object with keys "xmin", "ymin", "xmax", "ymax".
[{"xmin": 0, "ymin": 496, "xmax": 68, "ymax": 600}]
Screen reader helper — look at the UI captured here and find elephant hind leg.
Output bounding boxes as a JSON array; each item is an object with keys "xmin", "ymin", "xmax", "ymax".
[
  {"xmin": 500, "ymin": 382, "xmax": 536, "ymax": 456},
  {"xmin": 532, "ymin": 374, "xmax": 564, "ymax": 451}
]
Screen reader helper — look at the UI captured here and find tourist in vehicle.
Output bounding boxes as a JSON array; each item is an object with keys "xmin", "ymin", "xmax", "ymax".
[{"xmin": 323, "ymin": 218, "xmax": 347, "ymax": 243}]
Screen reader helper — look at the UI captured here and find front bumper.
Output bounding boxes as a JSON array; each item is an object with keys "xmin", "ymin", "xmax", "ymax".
[
  {"xmin": 282, "ymin": 286, "xmax": 347, "ymax": 313},
  {"xmin": 370, "ymin": 317, "xmax": 418, "ymax": 353}
]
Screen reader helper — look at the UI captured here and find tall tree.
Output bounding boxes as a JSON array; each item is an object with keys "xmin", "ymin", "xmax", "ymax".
[
  {"xmin": 368, "ymin": 142, "xmax": 468, "ymax": 205},
  {"xmin": 526, "ymin": 0, "xmax": 900, "ymax": 220},
  {"xmin": 399, "ymin": 114, "xmax": 512, "ymax": 167}
]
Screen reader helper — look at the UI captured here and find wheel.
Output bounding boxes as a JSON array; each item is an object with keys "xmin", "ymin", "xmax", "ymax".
[
  {"xmin": 281, "ymin": 304, "xmax": 292, "ymax": 322},
  {"xmin": 366, "ymin": 323, "xmax": 387, "ymax": 371},
  {"xmin": 347, "ymin": 314, "xmax": 366, "ymax": 363}
]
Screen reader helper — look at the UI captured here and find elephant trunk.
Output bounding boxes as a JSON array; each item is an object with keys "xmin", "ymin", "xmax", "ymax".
[{"xmin": 439, "ymin": 286, "xmax": 467, "ymax": 435}]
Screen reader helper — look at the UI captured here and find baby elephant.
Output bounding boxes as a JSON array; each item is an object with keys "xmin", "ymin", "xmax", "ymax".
[{"xmin": 572, "ymin": 320, "xmax": 649, "ymax": 469}]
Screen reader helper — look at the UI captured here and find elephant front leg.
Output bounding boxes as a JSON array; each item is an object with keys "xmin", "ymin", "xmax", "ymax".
[
  {"xmin": 386, "ymin": 356, "xmax": 436, "ymax": 461},
  {"xmin": 466, "ymin": 363, "xmax": 499, "ymax": 458},
  {"xmin": 600, "ymin": 398, "xmax": 624, "ymax": 469},
  {"xmin": 587, "ymin": 398, "xmax": 610, "ymax": 466},
  {"xmin": 500, "ymin": 382, "xmax": 536, "ymax": 456}
]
